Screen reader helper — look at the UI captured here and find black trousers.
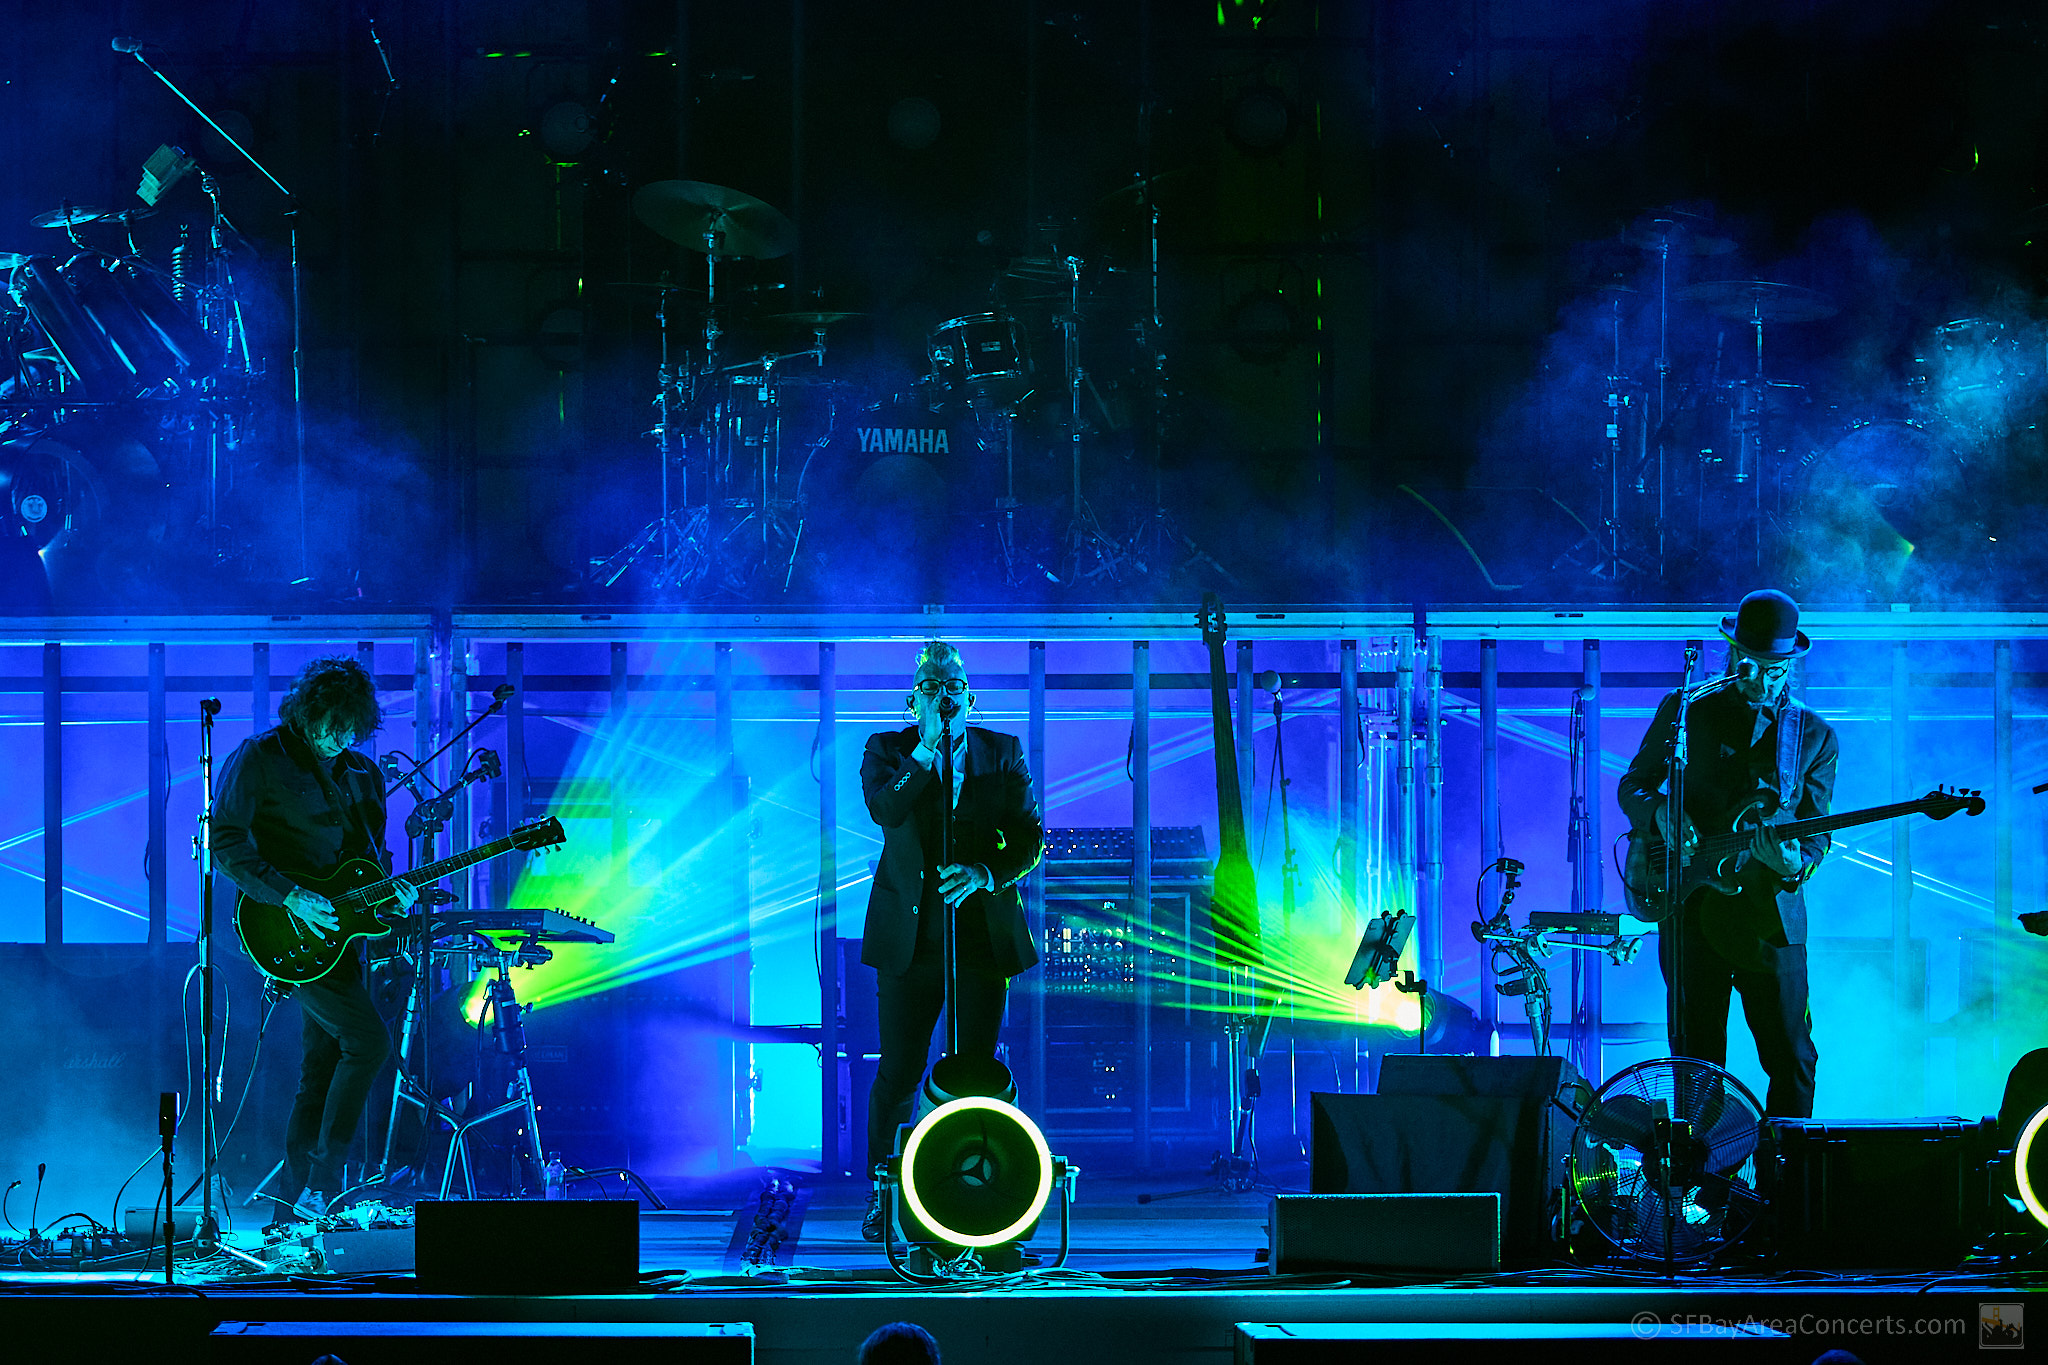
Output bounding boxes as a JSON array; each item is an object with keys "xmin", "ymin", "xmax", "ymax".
[
  {"xmin": 285, "ymin": 957, "xmax": 392, "ymax": 1197},
  {"xmin": 1659, "ymin": 897, "xmax": 1817, "ymax": 1118},
  {"xmin": 866, "ymin": 909, "xmax": 1010, "ymax": 1173}
]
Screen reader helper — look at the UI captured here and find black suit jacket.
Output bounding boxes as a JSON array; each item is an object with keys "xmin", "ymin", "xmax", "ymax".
[
  {"xmin": 860, "ymin": 725, "xmax": 1044, "ymax": 978},
  {"xmin": 1618, "ymin": 685, "xmax": 1839, "ymax": 949}
]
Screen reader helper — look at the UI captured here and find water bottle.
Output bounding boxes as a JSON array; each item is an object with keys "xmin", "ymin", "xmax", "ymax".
[{"xmin": 543, "ymin": 1152, "xmax": 566, "ymax": 1201}]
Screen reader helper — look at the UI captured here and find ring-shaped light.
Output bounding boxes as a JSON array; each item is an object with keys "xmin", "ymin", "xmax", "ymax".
[
  {"xmin": 2015, "ymin": 1103, "xmax": 2048, "ymax": 1230},
  {"xmin": 899, "ymin": 1095, "xmax": 1054, "ymax": 1249}
]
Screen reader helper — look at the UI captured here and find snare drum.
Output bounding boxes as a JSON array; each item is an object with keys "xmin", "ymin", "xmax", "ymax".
[{"xmin": 926, "ymin": 312, "xmax": 1030, "ymax": 408}]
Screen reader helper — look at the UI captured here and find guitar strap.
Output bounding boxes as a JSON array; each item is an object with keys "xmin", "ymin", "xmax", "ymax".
[{"xmin": 1775, "ymin": 702, "xmax": 1805, "ymax": 819}]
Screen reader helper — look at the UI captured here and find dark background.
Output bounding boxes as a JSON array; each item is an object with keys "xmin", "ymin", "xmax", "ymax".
[{"xmin": 6, "ymin": 0, "xmax": 2047, "ymax": 608}]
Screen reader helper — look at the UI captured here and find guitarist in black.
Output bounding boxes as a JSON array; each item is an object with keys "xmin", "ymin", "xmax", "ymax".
[
  {"xmin": 857, "ymin": 640, "xmax": 1044, "ymax": 1241},
  {"xmin": 1618, "ymin": 590, "xmax": 1839, "ymax": 1118},
  {"xmin": 213, "ymin": 656, "xmax": 418, "ymax": 1218}
]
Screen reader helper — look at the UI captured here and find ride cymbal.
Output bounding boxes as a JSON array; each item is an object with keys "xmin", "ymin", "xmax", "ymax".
[
  {"xmin": 632, "ymin": 180, "xmax": 795, "ymax": 259},
  {"xmin": 1678, "ymin": 279, "xmax": 1839, "ymax": 324}
]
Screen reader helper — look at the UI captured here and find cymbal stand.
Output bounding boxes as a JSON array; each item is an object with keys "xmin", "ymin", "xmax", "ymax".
[
  {"xmin": 590, "ymin": 276, "xmax": 711, "ymax": 593},
  {"xmin": 1123, "ymin": 197, "xmax": 1231, "ymax": 584},
  {"xmin": 1057, "ymin": 255, "xmax": 1128, "ymax": 585}
]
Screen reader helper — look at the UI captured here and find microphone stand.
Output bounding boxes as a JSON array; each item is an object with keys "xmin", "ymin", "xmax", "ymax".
[
  {"xmin": 119, "ymin": 42, "xmax": 307, "ymax": 581},
  {"xmin": 192, "ymin": 698, "xmax": 223, "ymax": 1251},
  {"xmin": 372, "ymin": 688, "xmax": 510, "ymax": 1187},
  {"xmin": 922, "ymin": 696, "xmax": 1016, "ymax": 1107},
  {"xmin": 1667, "ymin": 645, "xmax": 1707, "ymax": 1062}
]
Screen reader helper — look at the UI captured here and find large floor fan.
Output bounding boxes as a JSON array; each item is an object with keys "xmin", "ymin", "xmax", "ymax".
[{"xmin": 1569, "ymin": 1057, "xmax": 1768, "ymax": 1266}]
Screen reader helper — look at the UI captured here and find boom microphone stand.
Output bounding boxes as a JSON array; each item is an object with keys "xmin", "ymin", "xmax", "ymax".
[{"xmin": 116, "ymin": 35, "xmax": 307, "ymax": 581}]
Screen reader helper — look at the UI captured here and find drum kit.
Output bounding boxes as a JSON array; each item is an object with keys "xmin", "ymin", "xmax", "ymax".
[
  {"xmin": 1587, "ymin": 209, "xmax": 2026, "ymax": 596},
  {"xmin": 590, "ymin": 175, "xmax": 1218, "ymax": 600},
  {"xmin": 0, "ymin": 147, "xmax": 265, "ymax": 604}
]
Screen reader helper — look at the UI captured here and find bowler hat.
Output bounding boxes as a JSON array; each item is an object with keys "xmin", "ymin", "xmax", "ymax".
[{"xmin": 1720, "ymin": 588, "xmax": 1810, "ymax": 660}]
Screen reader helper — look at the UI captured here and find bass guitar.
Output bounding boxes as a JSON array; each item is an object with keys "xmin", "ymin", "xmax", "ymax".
[
  {"xmin": 1622, "ymin": 786, "xmax": 1983, "ymax": 923},
  {"xmin": 1199, "ymin": 594, "xmax": 1261, "ymax": 975},
  {"xmin": 234, "ymin": 816, "xmax": 567, "ymax": 984}
]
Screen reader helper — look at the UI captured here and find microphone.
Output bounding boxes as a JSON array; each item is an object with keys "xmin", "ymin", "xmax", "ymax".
[
  {"xmin": 112, "ymin": 36, "xmax": 147, "ymax": 53},
  {"xmin": 1573, "ymin": 685, "xmax": 1596, "ymax": 703},
  {"xmin": 493, "ymin": 683, "xmax": 515, "ymax": 701},
  {"xmin": 938, "ymin": 694, "xmax": 960, "ymax": 718},
  {"xmin": 1254, "ymin": 669, "xmax": 1282, "ymax": 695},
  {"xmin": 199, "ymin": 697, "xmax": 222, "ymax": 717}
]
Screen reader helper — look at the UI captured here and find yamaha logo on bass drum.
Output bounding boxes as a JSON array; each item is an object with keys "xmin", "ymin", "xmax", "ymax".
[{"xmin": 857, "ymin": 425, "xmax": 951, "ymax": 455}]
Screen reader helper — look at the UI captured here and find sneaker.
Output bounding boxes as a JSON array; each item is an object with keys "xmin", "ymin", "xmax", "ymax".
[
  {"xmin": 860, "ymin": 1190, "xmax": 885, "ymax": 1243},
  {"xmin": 292, "ymin": 1187, "xmax": 329, "ymax": 1220}
]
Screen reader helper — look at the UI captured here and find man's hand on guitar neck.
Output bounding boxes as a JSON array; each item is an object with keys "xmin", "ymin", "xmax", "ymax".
[
  {"xmin": 284, "ymin": 886, "xmax": 339, "ymax": 935},
  {"xmin": 1749, "ymin": 824, "xmax": 1804, "ymax": 879}
]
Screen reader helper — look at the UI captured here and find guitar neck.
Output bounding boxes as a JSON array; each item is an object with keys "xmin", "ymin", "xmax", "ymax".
[
  {"xmin": 1772, "ymin": 799, "xmax": 1941, "ymax": 844},
  {"xmin": 1206, "ymin": 637, "xmax": 1250, "ymax": 865},
  {"xmin": 394, "ymin": 832, "xmax": 522, "ymax": 889}
]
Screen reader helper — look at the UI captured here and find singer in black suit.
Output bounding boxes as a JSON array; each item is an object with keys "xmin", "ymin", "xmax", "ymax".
[{"xmin": 858, "ymin": 641, "xmax": 1044, "ymax": 1240}]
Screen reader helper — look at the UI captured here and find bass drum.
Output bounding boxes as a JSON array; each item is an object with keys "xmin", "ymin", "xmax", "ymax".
[
  {"xmin": 790, "ymin": 394, "xmax": 996, "ymax": 601},
  {"xmin": 0, "ymin": 428, "xmax": 165, "ymax": 608},
  {"xmin": 1783, "ymin": 418, "xmax": 1984, "ymax": 601}
]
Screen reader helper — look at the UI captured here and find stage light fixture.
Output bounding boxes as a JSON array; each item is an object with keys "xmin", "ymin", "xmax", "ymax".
[{"xmin": 898, "ymin": 1095, "xmax": 1054, "ymax": 1249}]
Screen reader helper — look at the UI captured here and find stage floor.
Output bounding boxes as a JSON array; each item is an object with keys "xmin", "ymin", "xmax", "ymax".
[{"xmin": 2, "ymin": 1177, "xmax": 2041, "ymax": 1363}]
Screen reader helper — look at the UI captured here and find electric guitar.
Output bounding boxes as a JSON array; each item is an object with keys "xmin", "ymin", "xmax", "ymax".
[
  {"xmin": 234, "ymin": 816, "xmax": 566, "ymax": 984},
  {"xmin": 1622, "ymin": 786, "xmax": 1983, "ymax": 923}
]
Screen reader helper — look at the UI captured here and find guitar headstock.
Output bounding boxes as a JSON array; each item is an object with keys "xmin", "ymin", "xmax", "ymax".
[
  {"xmin": 513, "ymin": 816, "xmax": 568, "ymax": 851},
  {"xmin": 1198, "ymin": 592, "xmax": 1228, "ymax": 648},
  {"xmin": 1923, "ymin": 785, "xmax": 1987, "ymax": 820}
]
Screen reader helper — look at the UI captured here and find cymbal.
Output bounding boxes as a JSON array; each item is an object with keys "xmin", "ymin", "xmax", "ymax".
[
  {"xmin": 30, "ymin": 204, "xmax": 155, "ymax": 229},
  {"xmin": 632, "ymin": 180, "xmax": 795, "ymax": 259},
  {"xmin": 0, "ymin": 253, "xmax": 29, "ymax": 270},
  {"xmin": 770, "ymin": 311, "xmax": 864, "ymax": 328},
  {"xmin": 1678, "ymin": 279, "xmax": 1839, "ymax": 323},
  {"xmin": 602, "ymin": 280, "xmax": 707, "ymax": 295},
  {"xmin": 32, "ymin": 205, "xmax": 111, "ymax": 228},
  {"xmin": 1621, "ymin": 215, "xmax": 1736, "ymax": 256},
  {"xmin": 1093, "ymin": 169, "xmax": 1192, "ymax": 210}
]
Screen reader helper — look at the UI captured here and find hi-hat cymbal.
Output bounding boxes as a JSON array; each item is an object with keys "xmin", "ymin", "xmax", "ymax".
[
  {"xmin": 770, "ymin": 311, "xmax": 864, "ymax": 328},
  {"xmin": 1678, "ymin": 279, "xmax": 1839, "ymax": 323},
  {"xmin": 633, "ymin": 180, "xmax": 795, "ymax": 259},
  {"xmin": 0, "ymin": 252, "xmax": 30, "ymax": 270},
  {"xmin": 1621, "ymin": 215, "xmax": 1736, "ymax": 256}
]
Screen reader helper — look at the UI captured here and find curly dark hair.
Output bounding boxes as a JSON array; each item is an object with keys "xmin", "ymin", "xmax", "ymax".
[{"xmin": 278, "ymin": 656, "xmax": 382, "ymax": 741}]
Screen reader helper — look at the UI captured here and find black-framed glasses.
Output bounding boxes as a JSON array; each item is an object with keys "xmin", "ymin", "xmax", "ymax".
[{"xmin": 915, "ymin": 678, "xmax": 969, "ymax": 698}]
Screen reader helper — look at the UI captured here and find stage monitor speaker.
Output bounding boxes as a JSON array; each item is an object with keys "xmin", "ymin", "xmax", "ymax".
[
  {"xmin": 413, "ymin": 1199, "xmax": 639, "ymax": 1294},
  {"xmin": 1377, "ymin": 1052, "xmax": 1578, "ymax": 1100},
  {"xmin": 1312, "ymin": 1057, "xmax": 1579, "ymax": 1267},
  {"xmin": 1268, "ymin": 1193, "xmax": 1499, "ymax": 1274},
  {"xmin": 211, "ymin": 1321, "xmax": 753, "ymax": 1364},
  {"xmin": 1762, "ymin": 1118, "xmax": 1996, "ymax": 1268}
]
